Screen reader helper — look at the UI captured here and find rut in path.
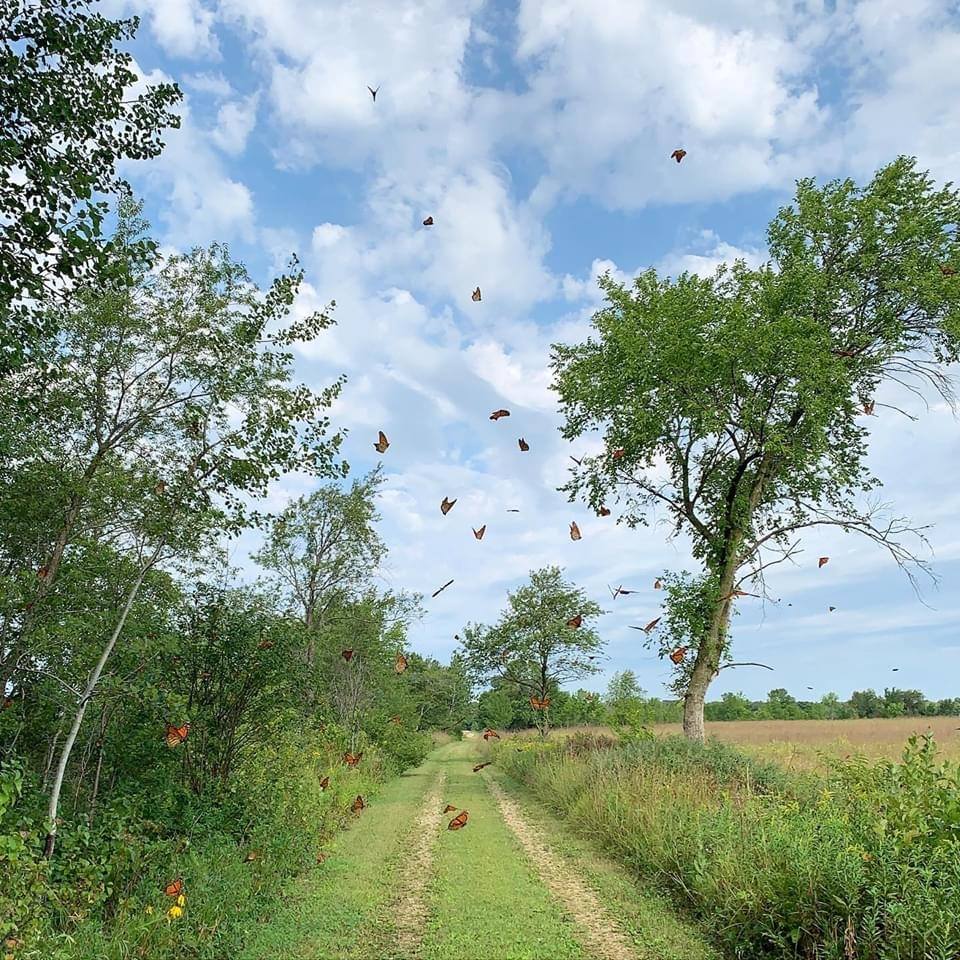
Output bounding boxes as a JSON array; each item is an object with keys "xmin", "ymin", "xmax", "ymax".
[
  {"xmin": 487, "ymin": 776, "xmax": 639, "ymax": 960},
  {"xmin": 390, "ymin": 771, "xmax": 447, "ymax": 955}
]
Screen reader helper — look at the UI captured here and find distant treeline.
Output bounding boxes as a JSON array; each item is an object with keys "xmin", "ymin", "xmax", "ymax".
[{"xmin": 476, "ymin": 671, "xmax": 960, "ymax": 730}]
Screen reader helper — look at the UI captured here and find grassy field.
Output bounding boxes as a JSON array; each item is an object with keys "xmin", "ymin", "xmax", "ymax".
[{"xmin": 652, "ymin": 716, "xmax": 960, "ymax": 769}]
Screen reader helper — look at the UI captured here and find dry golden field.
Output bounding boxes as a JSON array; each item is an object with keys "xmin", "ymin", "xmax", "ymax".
[{"xmin": 653, "ymin": 716, "xmax": 960, "ymax": 770}]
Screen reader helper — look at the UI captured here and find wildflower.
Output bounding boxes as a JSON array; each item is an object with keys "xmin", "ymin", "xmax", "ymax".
[
  {"xmin": 176, "ymin": 893, "xmax": 187, "ymax": 908},
  {"xmin": 167, "ymin": 905, "xmax": 183, "ymax": 920},
  {"xmin": 145, "ymin": 905, "xmax": 154, "ymax": 915}
]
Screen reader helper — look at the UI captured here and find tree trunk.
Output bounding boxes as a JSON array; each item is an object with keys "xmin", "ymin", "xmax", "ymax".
[{"xmin": 43, "ymin": 554, "xmax": 156, "ymax": 858}]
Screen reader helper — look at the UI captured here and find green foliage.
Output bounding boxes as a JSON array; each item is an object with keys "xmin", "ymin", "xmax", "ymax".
[
  {"xmin": 0, "ymin": 1, "xmax": 181, "ymax": 369},
  {"xmin": 499, "ymin": 731, "xmax": 960, "ymax": 958}
]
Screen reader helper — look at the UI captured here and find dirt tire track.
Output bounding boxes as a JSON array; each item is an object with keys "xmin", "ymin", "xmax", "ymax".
[
  {"xmin": 486, "ymin": 776, "xmax": 639, "ymax": 960},
  {"xmin": 390, "ymin": 771, "xmax": 447, "ymax": 956}
]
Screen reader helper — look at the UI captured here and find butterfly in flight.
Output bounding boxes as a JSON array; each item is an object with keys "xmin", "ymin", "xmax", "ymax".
[
  {"xmin": 506, "ymin": 508, "xmax": 520, "ymax": 513},
  {"xmin": 489, "ymin": 408, "xmax": 510, "ymax": 420},
  {"xmin": 443, "ymin": 804, "xmax": 458, "ymax": 813},
  {"xmin": 609, "ymin": 585, "xmax": 636, "ymax": 599},
  {"xmin": 566, "ymin": 613, "xmax": 583, "ymax": 628},
  {"xmin": 611, "ymin": 448, "xmax": 625, "ymax": 459},
  {"xmin": 343, "ymin": 752, "xmax": 363, "ymax": 767},
  {"xmin": 529, "ymin": 695, "xmax": 550, "ymax": 710},
  {"xmin": 570, "ymin": 455, "xmax": 583, "ymax": 466},
  {"xmin": 319, "ymin": 775, "xmax": 330, "ymax": 790},
  {"xmin": 892, "ymin": 667, "xmax": 899, "ymax": 672},
  {"xmin": 861, "ymin": 399, "xmax": 875, "ymax": 416},
  {"xmin": 164, "ymin": 878, "xmax": 184, "ymax": 898},
  {"xmin": 473, "ymin": 525, "xmax": 486, "ymax": 540},
  {"xmin": 828, "ymin": 606, "xmax": 836, "ymax": 612},
  {"xmin": 448, "ymin": 810, "xmax": 469, "ymax": 830},
  {"xmin": 569, "ymin": 521, "xmax": 582, "ymax": 541},
  {"xmin": 441, "ymin": 496, "xmax": 457, "ymax": 515},
  {"xmin": 598, "ymin": 506, "xmax": 611, "ymax": 516},
  {"xmin": 518, "ymin": 437, "xmax": 529, "ymax": 451},
  {"xmin": 482, "ymin": 728, "xmax": 500, "ymax": 740},
  {"xmin": 473, "ymin": 762, "xmax": 492, "ymax": 772},
  {"xmin": 341, "ymin": 649, "xmax": 354, "ymax": 662},
  {"xmin": 422, "ymin": 216, "xmax": 434, "ymax": 226},
  {"xmin": 629, "ymin": 617, "xmax": 661, "ymax": 634},
  {"xmin": 818, "ymin": 556, "xmax": 829, "ymax": 568},
  {"xmin": 671, "ymin": 149, "xmax": 687, "ymax": 163},
  {"xmin": 165, "ymin": 723, "xmax": 190, "ymax": 748},
  {"xmin": 720, "ymin": 589, "xmax": 758, "ymax": 601},
  {"xmin": 669, "ymin": 646, "xmax": 688, "ymax": 664},
  {"xmin": 367, "ymin": 85, "xmax": 379, "ymax": 101},
  {"xmin": 395, "ymin": 653, "xmax": 408, "ymax": 674},
  {"xmin": 432, "ymin": 578, "xmax": 454, "ymax": 598},
  {"xmin": 374, "ymin": 430, "xmax": 389, "ymax": 453},
  {"xmin": 654, "ymin": 578, "xmax": 663, "ymax": 589},
  {"xmin": 351, "ymin": 795, "xmax": 366, "ymax": 813},
  {"xmin": 471, "ymin": 287, "xmax": 482, "ymax": 301}
]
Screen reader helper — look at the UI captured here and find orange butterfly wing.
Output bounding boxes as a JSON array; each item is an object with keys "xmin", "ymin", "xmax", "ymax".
[
  {"xmin": 319, "ymin": 776, "xmax": 330, "ymax": 790},
  {"xmin": 598, "ymin": 506, "xmax": 610, "ymax": 516},
  {"xmin": 443, "ymin": 804, "xmax": 457, "ymax": 813},
  {"xmin": 374, "ymin": 430, "xmax": 389, "ymax": 453},
  {"xmin": 489, "ymin": 409, "xmax": 510, "ymax": 420},
  {"xmin": 669, "ymin": 646, "xmax": 688, "ymax": 665},
  {"xmin": 473, "ymin": 525, "xmax": 486, "ymax": 540},
  {"xmin": 440, "ymin": 497, "xmax": 456, "ymax": 515},
  {"xmin": 165, "ymin": 723, "xmax": 190, "ymax": 748},
  {"xmin": 351, "ymin": 795, "xmax": 365, "ymax": 812},
  {"xmin": 569, "ymin": 521, "xmax": 581, "ymax": 541},
  {"xmin": 448, "ymin": 810, "xmax": 469, "ymax": 830},
  {"xmin": 566, "ymin": 613, "xmax": 582, "ymax": 628},
  {"xmin": 164, "ymin": 878, "xmax": 184, "ymax": 898},
  {"xmin": 818, "ymin": 556, "xmax": 829, "ymax": 568},
  {"xmin": 342, "ymin": 649, "xmax": 354, "ymax": 661},
  {"xmin": 422, "ymin": 216, "xmax": 434, "ymax": 226},
  {"xmin": 395, "ymin": 653, "xmax": 408, "ymax": 673},
  {"xmin": 518, "ymin": 438, "xmax": 529, "ymax": 451},
  {"xmin": 471, "ymin": 287, "xmax": 481, "ymax": 301}
]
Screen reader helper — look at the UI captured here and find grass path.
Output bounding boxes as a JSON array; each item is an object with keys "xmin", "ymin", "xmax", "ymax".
[{"xmin": 242, "ymin": 738, "xmax": 721, "ymax": 960}]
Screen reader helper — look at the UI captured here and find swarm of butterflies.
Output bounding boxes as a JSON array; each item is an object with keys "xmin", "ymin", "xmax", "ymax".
[{"xmin": 152, "ymin": 85, "xmax": 913, "ymax": 875}]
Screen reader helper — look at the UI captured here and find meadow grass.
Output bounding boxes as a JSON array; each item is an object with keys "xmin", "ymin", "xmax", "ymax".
[{"xmin": 496, "ymin": 730, "xmax": 960, "ymax": 959}]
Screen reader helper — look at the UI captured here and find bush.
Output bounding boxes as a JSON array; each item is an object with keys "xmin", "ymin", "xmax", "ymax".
[{"xmin": 497, "ymin": 732, "xmax": 960, "ymax": 959}]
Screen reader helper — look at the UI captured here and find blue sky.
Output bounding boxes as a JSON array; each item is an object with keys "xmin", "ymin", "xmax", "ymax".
[{"xmin": 108, "ymin": 0, "xmax": 960, "ymax": 701}]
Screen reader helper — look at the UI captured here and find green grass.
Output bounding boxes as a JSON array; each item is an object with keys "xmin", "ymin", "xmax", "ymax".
[
  {"xmin": 419, "ymin": 740, "xmax": 586, "ymax": 960},
  {"xmin": 489, "ymin": 769, "xmax": 721, "ymax": 960},
  {"xmin": 236, "ymin": 756, "xmax": 440, "ymax": 960}
]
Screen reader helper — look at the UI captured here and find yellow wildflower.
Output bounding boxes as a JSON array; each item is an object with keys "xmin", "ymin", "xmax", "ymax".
[{"xmin": 167, "ymin": 905, "xmax": 183, "ymax": 920}]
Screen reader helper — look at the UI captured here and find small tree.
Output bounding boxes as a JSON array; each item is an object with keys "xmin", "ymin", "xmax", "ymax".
[
  {"xmin": 459, "ymin": 566, "xmax": 603, "ymax": 737},
  {"xmin": 551, "ymin": 156, "xmax": 960, "ymax": 742}
]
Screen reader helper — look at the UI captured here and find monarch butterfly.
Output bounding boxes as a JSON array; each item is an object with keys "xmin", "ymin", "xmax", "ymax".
[
  {"xmin": 654, "ymin": 578, "xmax": 662, "ymax": 589},
  {"xmin": 669, "ymin": 646, "xmax": 688, "ymax": 665},
  {"xmin": 164, "ymin": 878, "xmax": 184, "ymax": 898},
  {"xmin": 473, "ymin": 525, "xmax": 486, "ymax": 540},
  {"xmin": 566, "ymin": 613, "xmax": 582, "ymax": 628},
  {"xmin": 37, "ymin": 564, "xmax": 49, "ymax": 579},
  {"xmin": 529, "ymin": 696, "xmax": 550, "ymax": 710},
  {"xmin": 642, "ymin": 617, "xmax": 661, "ymax": 634},
  {"xmin": 440, "ymin": 496, "xmax": 456, "ymax": 515},
  {"xmin": 471, "ymin": 287, "xmax": 482, "ymax": 301},
  {"xmin": 448, "ymin": 810, "xmax": 469, "ymax": 830},
  {"xmin": 569, "ymin": 521, "xmax": 582, "ymax": 541},
  {"xmin": 861, "ymin": 399, "xmax": 875, "ymax": 416},
  {"xmin": 431, "ymin": 578, "xmax": 454, "ymax": 597},
  {"xmin": 367, "ymin": 85, "xmax": 379, "ymax": 101},
  {"xmin": 482, "ymin": 728, "xmax": 500, "ymax": 740},
  {"xmin": 489, "ymin": 409, "xmax": 510, "ymax": 420},
  {"xmin": 1, "ymin": 696, "xmax": 12, "ymax": 710},
  {"xmin": 670, "ymin": 149, "xmax": 687, "ymax": 163},
  {"xmin": 506, "ymin": 508, "xmax": 520, "ymax": 512},
  {"xmin": 343, "ymin": 752, "xmax": 363, "ymax": 767},
  {"xmin": 818, "ymin": 556, "xmax": 829, "ymax": 568},
  {"xmin": 518, "ymin": 438, "xmax": 529, "ymax": 451},
  {"xmin": 611, "ymin": 447, "xmax": 625, "ymax": 459},
  {"xmin": 165, "ymin": 723, "xmax": 190, "ymax": 748},
  {"xmin": 351, "ymin": 795, "xmax": 365, "ymax": 813},
  {"xmin": 154, "ymin": 481, "xmax": 166, "ymax": 495},
  {"xmin": 422, "ymin": 216, "xmax": 434, "ymax": 226},
  {"xmin": 472, "ymin": 762, "xmax": 491, "ymax": 772},
  {"xmin": 570, "ymin": 455, "xmax": 582, "ymax": 466},
  {"xmin": 257, "ymin": 639, "xmax": 274, "ymax": 649},
  {"xmin": 832, "ymin": 348, "xmax": 856, "ymax": 357},
  {"xmin": 829, "ymin": 606, "xmax": 836, "ymax": 612},
  {"xmin": 598, "ymin": 506, "xmax": 610, "ymax": 516},
  {"xmin": 610, "ymin": 585, "xmax": 636, "ymax": 598},
  {"xmin": 940, "ymin": 264, "xmax": 955, "ymax": 276},
  {"xmin": 342, "ymin": 649, "xmax": 354, "ymax": 662},
  {"xmin": 388, "ymin": 715, "xmax": 403, "ymax": 725},
  {"xmin": 316, "ymin": 851, "xmax": 327, "ymax": 863},
  {"xmin": 244, "ymin": 850, "xmax": 259, "ymax": 862},
  {"xmin": 443, "ymin": 804, "xmax": 458, "ymax": 813},
  {"xmin": 720, "ymin": 589, "xmax": 757, "ymax": 601},
  {"xmin": 395, "ymin": 653, "xmax": 408, "ymax": 674},
  {"xmin": 374, "ymin": 430, "xmax": 389, "ymax": 453},
  {"xmin": 319, "ymin": 775, "xmax": 330, "ymax": 790}
]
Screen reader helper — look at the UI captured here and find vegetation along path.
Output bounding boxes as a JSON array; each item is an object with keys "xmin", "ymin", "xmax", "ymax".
[{"xmin": 240, "ymin": 738, "xmax": 719, "ymax": 960}]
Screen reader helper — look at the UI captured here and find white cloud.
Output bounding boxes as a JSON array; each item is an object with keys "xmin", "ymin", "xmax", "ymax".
[{"xmin": 210, "ymin": 93, "xmax": 260, "ymax": 156}]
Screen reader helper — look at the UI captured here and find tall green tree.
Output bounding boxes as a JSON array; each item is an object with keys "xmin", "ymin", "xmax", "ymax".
[
  {"xmin": 1, "ymin": 0, "xmax": 181, "ymax": 368},
  {"xmin": 459, "ymin": 566, "xmax": 603, "ymax": 737},
  {"xmin": 551, "ymin": 156, "xmax": 960, "ymax": 742},
  {"xmin": 0, "ymin": 199, "xmax": 348, "ymax": 855}
]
